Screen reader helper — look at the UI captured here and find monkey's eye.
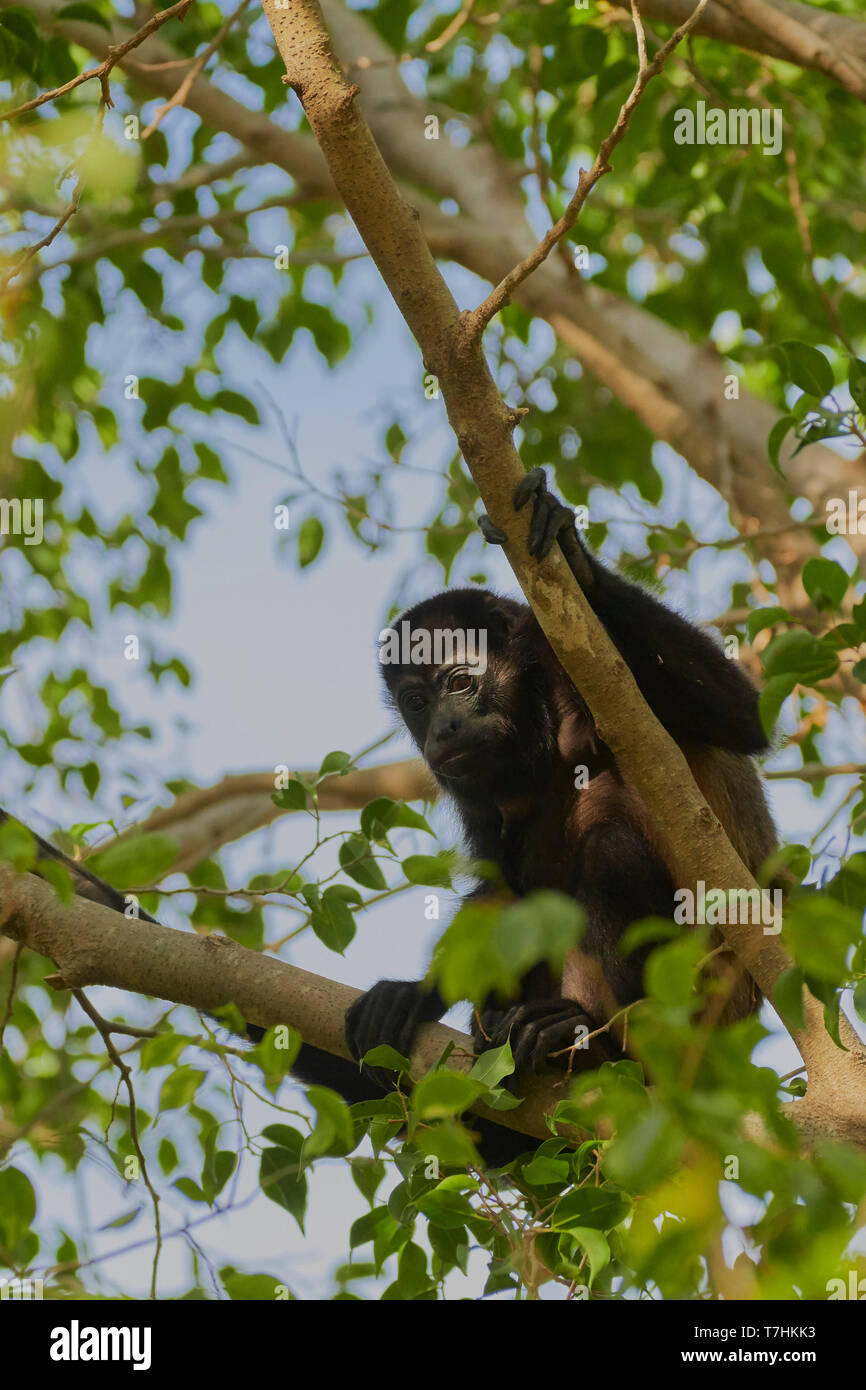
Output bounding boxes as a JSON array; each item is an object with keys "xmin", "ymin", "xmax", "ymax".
[
  {"xmin": 446, "ymin": 670, "xmax": 475, "ymax": 695},
  {"xmin": 401, "ymin": 689, "xmax": 427, "ymax": 714}
]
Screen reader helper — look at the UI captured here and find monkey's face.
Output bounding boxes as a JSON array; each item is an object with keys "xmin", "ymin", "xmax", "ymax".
[
  {"xmin": 378, "ymin": 589, "xmax": 558, "ymax": 801},
  {"xmin": 385, "ymin": 645, "xmax": 554, "ymax": 801}
]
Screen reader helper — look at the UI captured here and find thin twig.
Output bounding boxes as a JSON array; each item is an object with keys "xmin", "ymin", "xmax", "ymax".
[
  {"xmin": 141, "ymin": 0, "xmax": 252, "ymax": 139},
  {"xmin": 73, "ymin": 989, "xmax": 163, "ymax": 1299},
  {"xmin": 465, "ymin": 0, "xmax": 712, "ymax": 336},
  {"xmin": 0, "ymin": 0, "xmax": 196, "ymax": 122},
  {"xmin": 426, "ymin": 0, "xmax": 476, "ymax": 53},
  {"xmin": 765, "ymin": 763, "xmax": 866, "ymax": 783},
  {"xmin": 1, "ymin": 190, "xmax": 80, "ymax": 289}
]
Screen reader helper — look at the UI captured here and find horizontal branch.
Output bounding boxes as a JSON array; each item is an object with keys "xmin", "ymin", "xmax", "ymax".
[
  {"xmin": 83, "ymin": 760, "xmax": 436, "ymax": 875},
  {"xmin": 764, "ymin": 762, "xmax": 866, "ymax": 783},
  {"xmin": 0, "ymin": 867, "xmax": 558, "ymax": 1143},
  {"xmin": 634, "ymin": 0, "xmax": 866, "ymax": 78}
]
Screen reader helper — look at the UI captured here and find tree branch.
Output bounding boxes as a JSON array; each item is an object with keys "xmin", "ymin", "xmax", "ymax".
[
  {"xmin": 5, "ymin": 0, "xmax": 862, "ymax": 578},
  {"xmin": 261, "ymin": 0, "xmax": 866, "ymax": 1146},
  {"xmin": 81, "ymin": 760, "xmax": 437, "ymax": 875},
  {"xmin": 629, "ymin": 0, "xmax": 866, "ymax": 81},
  {"xmin": 0, "ymin": 0, "xmax": 195, "ymax": 120},
  {"xmin": 0, "ymin": 869, "xmax": 559, "ymax": 1144},
  {"xmin": 715, "ymin": 0, "xmax": 866, "ymax": 103},
  {"xmin": 467, "ymin": 0, "xmax": 711, "ymax": 334}
]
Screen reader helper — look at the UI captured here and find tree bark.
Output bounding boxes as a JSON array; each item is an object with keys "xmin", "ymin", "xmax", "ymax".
[
  {"xmin": 0, "ymin": 868, "xmax": 558, "ymax": 1144},
  {"xmin": 260, "ymin": 0, "xmax": 866, "ymax": 1146}
]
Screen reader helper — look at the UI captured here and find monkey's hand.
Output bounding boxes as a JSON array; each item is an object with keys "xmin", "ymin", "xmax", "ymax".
[
  {"xmin": 345, "ymin": 979, "xmax": 444, "ymax": 1090},
  {"xmin": 472, "ymin": 996, "xmax": 618, "ymax": 1084},
  {"xmin": 478, "ymin": 467, "xmax": 593, "ymax": 589}
]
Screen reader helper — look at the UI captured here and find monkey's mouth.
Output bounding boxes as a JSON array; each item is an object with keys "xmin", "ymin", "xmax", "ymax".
[{"xmin": 432, "ymin": 751, "xmax": 479, "ymax": 779}]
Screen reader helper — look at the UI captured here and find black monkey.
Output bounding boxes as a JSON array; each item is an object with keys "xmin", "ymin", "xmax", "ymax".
[
  {"xmin": 340, "ymin": 469, "xmax": 777, "ymax": 1106},
  {"xmin": 0, "ymin": 472, "xmax": 777, "ymax": 1163}
]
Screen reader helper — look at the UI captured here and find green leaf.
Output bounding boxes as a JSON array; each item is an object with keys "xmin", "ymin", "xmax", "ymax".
[
  {"xmin": 220, "ymin": 1268, "xmax": 291, "ymax": 1300},
  {"xmin": 468, "ymin": 1040, "xmax": 516, "ymax": 1089},
  {"xmin": 550, "ymin": 1187, "xmax": 631, "ymax": 1233},
  {"xmin": 0, "ymin": 1167, "xmax": 36, "ymax": 1250},
  {"xmin": 360, "ymin": 797, "xmax": 433, "ymax": 845},
  {"xmin": 159, "ymin": 1067, "xmax": 206, "ymax": 1111},
  {"xmin": 759, "ymin": 673, "xmax": 797, "ymax": 733},
  {"xmin": 311, "ymin": 885, "xmax": 358, "ymax": 953},
  {"xmin": 303, "ymin": 1087, "xmax": 355, "ymax": 1158},
  {"xmin": 761, "ymin": 630, "xmax": 838, "ymax": 684},
  {"xmin": 359, "ymin": 1043, "xmax": 411, "ymax": 1073},
  {"xmin": 174, "ymin": 1177, "xmax": 206, "ymax": 1203},
  {"xmin": 339, "ymin": 833, "xmax": 387, "ymax": 890},
  {"xmin": 349, "ymin": 1206, "xmax": 392, "ymax": 1249},
  {"xmin": 785, "ymin": 894, "xmax": 862, "ymax": 983},
  {"xmin": 413, "ymin": 1070, "xmax": 486, "ymax": 1119},
  {"xmin": 746, "ymin": 606, "xmax": 790, "ymax": 640},
  {"xmin": 193, "ymin": 442, "xmax": 228, "ymax": 483},
  {"xmin": 211, "ymin": 389, "xmax": 259, "ymax": 424},
  {"xmin": 318, "ymin": 750, "xmax": 352, "ymax": 777},
  {"xmin": 87, "ymin": 832, "xmax": 177, "ymax": 889},
  {"xmin": 297, "ymin": 516, "xmax": 325, "ymax": 569},
  {"xmin": 802, "ymin": 558, "xmax": 849, "ymax": 611},
  {"xmin": 603, "ymin": 1105, "xmax": 683, "ymax": 1190},
  {"xmin": 259, "ymin": 1141, "xmax": 307, "ymax": 1231},
  {"xmin": 272, "ymin": 778, "xmax": 309, "ymax": 812},
  {"xmin": 351, "ymin": 1157, "xmax": 387, "ymax": 1205},
  {"xmin": 848, "ymin": 358, "xmax": 866, "ymax": 413},
  {"xmin": 385, "ymin": 422, "xmax": 407, "ymax": 461},
  {"xmin": 521, "ymin": 1156, "xmax": 570, "ymax": 1185},
  {"xmin": 401, "ymin": 852, "xmax": 453, "ymax": 889},
  {"xmin": 767, "ymin": 415, "xmax": 796, "ymax": 473},
  {"xmin": 563, "ymin": 1227, "xmax": 610, "ymax": 1287},
  {"xmin": 778, "ymin": 341, "xmax": 834, "ymax": 399}
]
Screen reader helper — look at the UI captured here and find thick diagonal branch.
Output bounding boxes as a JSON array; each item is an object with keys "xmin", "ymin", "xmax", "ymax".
[{"xmin": 262, "ymin": 0, "xmax": 866, "ymax": 1135}]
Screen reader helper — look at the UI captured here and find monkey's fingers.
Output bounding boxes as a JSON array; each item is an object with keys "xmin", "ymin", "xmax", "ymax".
[
  {"xmin": 478, "ymin": 513, "xmax": 508, "ymax": 545},
  {"xmin": 345, "ymin": 979, "xmax": 423, "ymax": 1088},
  {"xmin": 513, "ymin": 468, "xmax": 593, "ymax": 588},
  {"xmin": 513, "ymin": 467, "xmax": 548, "ymax": 512}
]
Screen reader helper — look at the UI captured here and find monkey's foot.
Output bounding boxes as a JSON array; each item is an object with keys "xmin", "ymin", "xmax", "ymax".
[
  {"xmin": 344, "ymin": 979, "xmax": 441, "ymax": 1090},
  {"xmin": 473, "ymin": 997, "xmax": 617, "ymax": 1081}
]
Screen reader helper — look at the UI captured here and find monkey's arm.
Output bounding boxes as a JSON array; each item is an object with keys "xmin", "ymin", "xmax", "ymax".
[
  {"xmin": 343, "ymin": 978, "xmax": 446, "ymax": 1087},
  {"xmin": 481, "ymin": 469, "xmax": 769, "ymax": 756}
]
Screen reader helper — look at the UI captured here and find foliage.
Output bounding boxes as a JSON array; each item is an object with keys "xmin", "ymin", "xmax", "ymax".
[{"xmin": 0, "ymin": 0, "xmax": 864, "ymax": 1302}]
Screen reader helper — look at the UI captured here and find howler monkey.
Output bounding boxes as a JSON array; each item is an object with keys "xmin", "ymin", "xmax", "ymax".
[
  {"xmin": 331, "ymin": 468, "xmax": 777, "ymax": 1111},
  {"xmin": 0, "ymin": 470, "xmax": 776, "ymax": 1162}
]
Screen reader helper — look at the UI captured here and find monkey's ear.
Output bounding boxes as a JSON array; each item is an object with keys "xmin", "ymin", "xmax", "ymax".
[
  {"xmin": 483, "ymin": 594, "xmax": 526, "ymax": 640},
  {"xmin": 554, "ymin": 693, "xmax": 599, "ymax": 764}
]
